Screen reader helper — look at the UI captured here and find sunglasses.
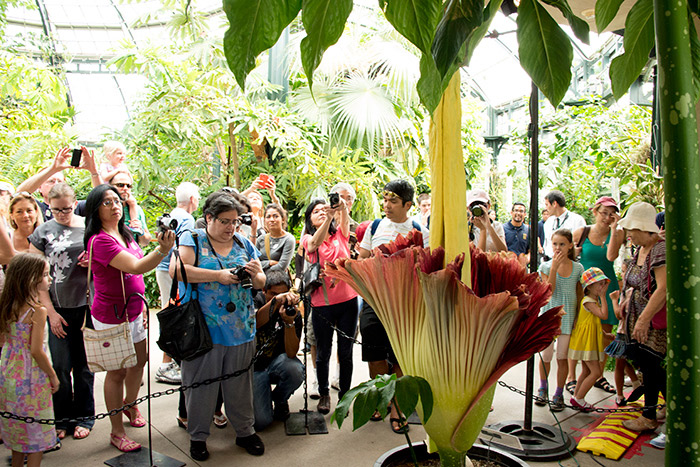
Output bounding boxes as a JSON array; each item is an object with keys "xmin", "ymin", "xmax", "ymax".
[{"xmin": 113, "ymin": 183, "xmax": 132, "ymax": 189}]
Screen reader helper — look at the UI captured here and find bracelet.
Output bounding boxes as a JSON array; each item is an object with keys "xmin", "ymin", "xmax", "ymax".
[
  {"xmin": 283, "ymin": 321, "xmax": 295, "ymax": 328},
  {"xmin": 155, "ymin": 249, "xmax": 169, "ymax": 257},
  {"xmin": 90, "ymin": 172, "xmax": 99, "ymax": 177}
]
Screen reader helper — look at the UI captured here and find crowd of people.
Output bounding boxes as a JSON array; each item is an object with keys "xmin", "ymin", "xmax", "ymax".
[{"xmin": 0, "ymin": 144, "xmax": 669, "ymax": 464}]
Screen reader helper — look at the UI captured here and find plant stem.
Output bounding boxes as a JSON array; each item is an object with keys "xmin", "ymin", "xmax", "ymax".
[
  {"xmin": 392, "ymin": 397, "xmax": 418, "ymax": 467},
  {"xmin": 652, "ymin": 0, "xmax": 700, "ymax": 463},
  {"xmin": 436, "ymin": 447, "xmax": 467, "ymax": 467}
]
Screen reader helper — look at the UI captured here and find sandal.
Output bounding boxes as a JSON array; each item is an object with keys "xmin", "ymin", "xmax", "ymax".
[
  {"xmin": 370, "ymin": 410, "xmax": 383, "ymax": 422},
  {"xmin": 73, "ymin": 426, "xmax": 91, "ymax": 440},
  {"xmin": 110, "ymin": 433, "xmax": 141, "ymax": 453},
  {"xmin": 565, "ymin": 380, "xmax": 577, "ymax": 395},
  {"xmin": 123, "ymin": 400, "xmax": 147, "ymax": 428},
  {"xmin": 56, "ymin": 429, "xmax": 67, "ymax": 440},
  {"xmin": 213, "ymin": 413, "xmax": 228, "ymax": 429},
  {"xmin": 594, "ymin": 377, "xmax": 616, "ymax": 394},
  {"xmin": 390, "ymin": 417, "xmax": 409, "ymax": 434}
]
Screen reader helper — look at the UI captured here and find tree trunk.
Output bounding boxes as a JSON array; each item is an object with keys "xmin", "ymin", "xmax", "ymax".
[{"xmin": 652, "ymin": 0, "xmax": 700, "ymax": 463}]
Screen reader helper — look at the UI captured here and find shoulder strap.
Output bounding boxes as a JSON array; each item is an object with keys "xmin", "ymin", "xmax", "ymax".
[
  {"xmin": 370, "ymin": 218, "xmax": 381, "ymax": 236},
  {"xmin": 264, "ymin": 233, "xmax": 271, "ymax": 259},
  {"xmin": 576, "ymin": 225, "xmax": 591, "ymax": 248},
  {"xmin": 412, "ymin": 220, "xmax": 421, "ymax": 231}
]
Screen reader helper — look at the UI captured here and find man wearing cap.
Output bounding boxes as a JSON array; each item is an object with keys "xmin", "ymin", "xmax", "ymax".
[
  {"xmin": 542, "ymin": 190, "xmax": 586, "ymax": 261},
  {"xmin": 503, "ymin": 202, "xmax": 530, "ymax": 257},
  {"xmin": 358, "ymin": 179, "xmax": 429, "ymax": 434},
  {"xmin": 468, "ymin": 189, "xmax": 507, "ymax": 252}
]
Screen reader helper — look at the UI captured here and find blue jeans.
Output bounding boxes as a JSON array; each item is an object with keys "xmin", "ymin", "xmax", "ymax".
[
  {"xmin": 312, "ymin": 297, "xmax": 358, "ymax": 398},
  {"xmin": 252, "ymin": 353, "xmax": 303, "ymax": 431},
  {"xmin": 48, "ymin": 306, "xmax": 95, "ymax": 430}
]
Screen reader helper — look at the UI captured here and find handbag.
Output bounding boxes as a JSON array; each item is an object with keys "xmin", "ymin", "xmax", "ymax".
[
  {"xmin": 302, "ymin": 249, "xmax": 323, "ymax": 295},
  {"xmin": 156, "ymin": 232, "xmax": 213, "ymax": 361},
  {"xmin": 82, "ymin": 238, "xmax": 138, "ymax": 372},
  {"xmin": 645, "ymin": 251, "xmax": 667, "ymax": 330}
]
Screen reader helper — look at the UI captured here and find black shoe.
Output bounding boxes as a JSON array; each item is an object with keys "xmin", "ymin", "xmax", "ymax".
[
  {"xmin": 317, "ymin": 394, "xmax": 331, "ymax": 414},
  {"xmin": 273, "ymin": 401, "xmax": 290, "ymax": 421},
  {"xmin": 236, "ymin": 433, "xmax": 264, "ymax": 456},
  {"xmin": 190, "ymin": 440, "xmax": 209, "ymax": 461}
]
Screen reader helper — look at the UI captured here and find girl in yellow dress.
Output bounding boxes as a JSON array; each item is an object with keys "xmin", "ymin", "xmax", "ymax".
[{"xmin": 568, "ymin": 267, "xmax": 610, "ymax": 411}]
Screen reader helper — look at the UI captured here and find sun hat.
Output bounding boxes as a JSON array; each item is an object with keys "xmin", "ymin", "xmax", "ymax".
[
  {"xmin": 594, "ymin": 196, "xmax": 619, "ymax": 212},
  {"xmin": 0, "ymin": 181, "xmax": 15, "ymax": 194},
  {"xmin": 467, "ymin": 189, "xmax": 489, "ymax": 206},
  {"xmin": 618, "ymin": 202, "xmax": 660, "ymax": 233},
  {"xmin": 581, "ymin": 267, "xmax": 610, "ymax": 290}
]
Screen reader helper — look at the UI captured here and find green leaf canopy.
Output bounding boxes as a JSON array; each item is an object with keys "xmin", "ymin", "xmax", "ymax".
[{"xmin": 609, "ymin": 0, "xmax": 654, "ymax": 100}]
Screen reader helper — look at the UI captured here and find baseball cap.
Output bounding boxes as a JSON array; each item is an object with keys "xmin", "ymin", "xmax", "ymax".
[
  {"xmin": 467, "ymin": 189, "xmax": 489, "ymax": 206},
  {"xmin": 595, "ymin": 196, "xmax": 619, "ymax": 212}
]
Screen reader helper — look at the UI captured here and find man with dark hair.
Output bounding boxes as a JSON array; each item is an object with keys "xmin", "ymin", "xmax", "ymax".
[
  {"xmin": 252, "ymin": 271, "xmax": 303, "ymax": 431},
  {"xmin": 542, "ymin": 190, "xmax": 585, "ymax": 260},
  {"xmin": 358, "ymin": 179, "xmax": 429, "ymax": 434},
  {"xmin": 503, "ymin": 202, "xmax": 530, "ymax": 256}
]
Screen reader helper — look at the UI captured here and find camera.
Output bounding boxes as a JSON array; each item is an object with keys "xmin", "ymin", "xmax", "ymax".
[
  {"xmin": 283, "ymin": 303, "xmax": 297, "ymax": 317},
  {"xmin": 239, "ymin": 213, "xmax": 252, "ymax": 226},
  {"xmin": 232, "ymin": 266, "xmax": 253, "ymax": 289},
  {"xmin": 329, "ymin": 192, "xmax": 340, "ymax": 208},
  {"xmin": 156, "ymin": 213, "xmax": 178, "ymax": 233},
  {"xmin": 469, "ymin": 202, "xmax": 487, "ymax": 218}
]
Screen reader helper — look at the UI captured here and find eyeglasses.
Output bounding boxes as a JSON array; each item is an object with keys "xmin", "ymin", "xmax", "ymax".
[
  {"xmin": 215, "ymin": 217, "xmax": 242, "ymax": 227},
  {"xmin": 101, "ymin": 199, "xmax": 122, "ymax": 207},
  {"xmin": 113, "ymin": 183, "xmax": 132, "ymax": 189},
  {"xmin": 50, "ymin": 207, "xmax": 73, "ymax": 214}
]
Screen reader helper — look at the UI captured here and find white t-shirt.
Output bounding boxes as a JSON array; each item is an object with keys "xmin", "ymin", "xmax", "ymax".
[
  {"xmin": 542, "ymin": 209, "xmax": 586, "ymax": 257},
  {"xmin": 471, "ymin": 221, "xmax": 506, "ymax": 252},
  {"xmin": 360, "ymin": 218, "xmax": 430, "ymax": 251}
]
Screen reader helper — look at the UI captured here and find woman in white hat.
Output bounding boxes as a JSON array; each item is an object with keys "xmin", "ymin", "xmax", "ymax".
[{"xmin": 615, "ymin": 202, "xmax": 667, "ymax": 431}]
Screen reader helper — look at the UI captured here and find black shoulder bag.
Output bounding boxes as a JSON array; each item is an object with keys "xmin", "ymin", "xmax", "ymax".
[
  {"xmin": 156, "ymin": 232, "xmax": 213, "ymax": 361},
  {"xmin": 301, "ymin": 249, "xmax": 323, "ymax": 296}
]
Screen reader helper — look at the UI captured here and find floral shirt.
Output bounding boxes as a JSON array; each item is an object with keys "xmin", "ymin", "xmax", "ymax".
[{"xmin": 180, "ymin": 229, "xmax": 261, "ymax": 347}]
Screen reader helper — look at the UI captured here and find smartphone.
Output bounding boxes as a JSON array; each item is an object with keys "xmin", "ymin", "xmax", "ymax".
[
  {"xmin": 70, "ymin": 148, "xmax": 82, "ymax": 167},
  {"xmin": 258, "ymin": 173, "xmax": 270, "ymax": 187}
]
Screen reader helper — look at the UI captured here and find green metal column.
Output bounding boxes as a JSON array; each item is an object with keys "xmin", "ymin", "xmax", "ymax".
[{"xmin": 652, "ymin": 0, "xmax": 700, "ymax": 464}]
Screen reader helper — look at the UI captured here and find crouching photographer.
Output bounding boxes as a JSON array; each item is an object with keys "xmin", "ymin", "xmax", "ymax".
[{"xmin": 252, "ymin": 271, "xmax": 304, "ymax": 431}]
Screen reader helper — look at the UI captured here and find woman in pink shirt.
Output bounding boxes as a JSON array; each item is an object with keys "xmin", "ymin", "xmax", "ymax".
[
  {"xmin": 83, "ymin": 184, "xmax": 174, "ymax": 453},
  {"xmin": 301, "ymin": 197, "xmax": 358, "ymax": 415}
]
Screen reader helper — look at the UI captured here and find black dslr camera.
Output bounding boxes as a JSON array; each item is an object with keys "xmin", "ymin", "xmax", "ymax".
[
  {"xmin": 156, "ymin": 213, "xmax": 178, "ymax": 234},
  {"xmin": 329, "ymin": 192, "xmax": 340, "ymax": 208},
  {"xmin": 239, "ymin": 213, "xmax": 252, "ymax": 226},
  {"xmin": 469, "ymin": 202, "xmax": 487, "ymax": 218},
  {"xmin": 231, "ymin": 266, "xmax": 253, "ymax": 289},
  {"xmin": 283, "ymin": 303, "xmax": 297, "ymax": 317}
]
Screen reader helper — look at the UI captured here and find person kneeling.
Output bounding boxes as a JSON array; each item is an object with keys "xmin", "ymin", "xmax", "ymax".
[{"xmin": 253, "ymin": 271, "xmax": 304, "ymax": 431}]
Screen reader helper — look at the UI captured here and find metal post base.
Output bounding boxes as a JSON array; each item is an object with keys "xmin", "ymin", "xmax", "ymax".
[
  {"xmin": 482, "ymin": 420, "xmax": 576, "ymax": 461},
  {"xmin": 104, "ymin": 449, "xmax": 186, "ymax": 467},
  {"xmin": 285, "ymin": 410, "xmax": 329, "ymax": 435}
]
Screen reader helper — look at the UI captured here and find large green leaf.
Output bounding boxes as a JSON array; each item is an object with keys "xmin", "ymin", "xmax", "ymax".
[
  {"xmin": 222, "ymin": 0, "xmax": 302, "ymax": 90},
  {"xmin": 595, "ymin": 0, "xmax": 626, "ymax": 32},
  {"xmin": 417, "ymin": 53, "xmax": 444, "ymax": 113},
  {"xmin": 432, "ymin": 0, "xmax": 485, "ymax": 78},
  {"xmin": 516, "ymin": 0, "xmax": 573, "ymax": 106},
  {"xmin": 540, "ymin": 0, "xmax": 589, "ymax": 44},
  {"xmin": 463, "ymin": 0, "xmax": 504, "ymax": 65},
  {"xmin": 380, "ymin": 0, "xmax": 441, "ymax": 55},
  {"xmin": 609, "ymin": 0, "xmax": 654, "ymax": 100},
  {"xmin": 300, "ymin": 0, "xmax": 353, "ymax": 89}
]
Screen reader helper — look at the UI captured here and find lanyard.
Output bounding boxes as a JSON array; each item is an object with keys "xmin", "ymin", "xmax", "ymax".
[{"xmin": 555, "ymin": 212, "xmax": 569, "ymax": 229}]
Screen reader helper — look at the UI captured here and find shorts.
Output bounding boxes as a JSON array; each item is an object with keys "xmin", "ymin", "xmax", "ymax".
[
  {"xmin": 359, "ymin": 301, "xmax": 397, "ymax": 365},
  {"xmin": 92, "ymin": 314, "xmax": 147, "ymax": 344},
  {"xmin": 540, "ymin": 334, "xmax": 570, "ymax": 363},
  {"xmin": 304, "ymin": 308, "xmax": 316, "ymax": 346}
]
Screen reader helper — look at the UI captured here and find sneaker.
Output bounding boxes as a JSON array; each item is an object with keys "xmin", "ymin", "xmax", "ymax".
[
  {"xmin": 330, "ymin": 376, "xmax": 340, "ymax": 391},
  {"xmin": 190, "ymin": 440, "xmax": 209, "ymax": 461},
  {"xmin": 624, "ymin": 376, "xmax": 633, "ymax": 387},
  {"xmin": 534, "ymin": 388, "xmax": 548, "ymax": 407},
  {"xmin": 155, "ymin": 363, "xmax": 181, "ymax": 385},
  {"xmin": 650, "ymin": 433, "xmax": 666, "ymax": 449},
  {"xmin": 570, "ymin": 398, "xmax": 594, "ymax": 413},
  {"xmin": 236, "ymin": 433, "xmax": 265, "ymax": 456},
  {"xmin": 309, "ymin": 379, "xmax": 320, "ymax": 400},
  {"xmin": 550, "ymin": 394, "xmax": 565, "ymax": 412}
]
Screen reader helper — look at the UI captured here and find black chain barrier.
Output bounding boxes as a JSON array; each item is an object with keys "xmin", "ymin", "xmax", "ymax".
[
  {"xmin": 315, "ymin": 311, "xmax": 666, "ymax": 414},
  {"xmin": 0, "ymin": 334, "xmax": 277, "ymax": 426}
]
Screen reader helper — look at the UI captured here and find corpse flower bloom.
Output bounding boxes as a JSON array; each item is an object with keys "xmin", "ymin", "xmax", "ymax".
[{"xmin": 325, "ymin": 230, "xmax": 562, "ymax": 466}]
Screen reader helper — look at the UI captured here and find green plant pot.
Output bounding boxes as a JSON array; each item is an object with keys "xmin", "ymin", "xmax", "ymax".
[{"xmin": 375, "ymin": 442, "xmax": 529, "ymax": 467}]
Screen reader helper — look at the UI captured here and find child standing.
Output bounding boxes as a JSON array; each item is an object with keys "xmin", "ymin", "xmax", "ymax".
[
  {"xmin": 568, "ymin": 267, "xmax": 610, "ymax": 411},
  {"xmin": 99, "ymin": 141, "xmax": 129, "ymax": 182},
  {"xmin": 0, "ymin": 253, "xmax": 60, "ymax": 467},
  {"xmin": 535, "ymin": 229, "xmax": 583, "ymax": 411}
]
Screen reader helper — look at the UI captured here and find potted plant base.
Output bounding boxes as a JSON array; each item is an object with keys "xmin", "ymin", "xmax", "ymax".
[{"xmin": 375, "ymin": 442, "xmax": 529, "ymax": 467}]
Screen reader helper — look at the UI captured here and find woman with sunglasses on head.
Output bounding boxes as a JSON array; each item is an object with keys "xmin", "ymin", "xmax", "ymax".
[
  {"xmin": 28, "ymin": 183, "xmax": 95, "ymax": 442},
  {"xmin": 83, "ymin": 184, "xmax": 175, "ymax": 453},
  {"xmin": 8, "ymin": 193, "xmax": 43, "ymax": 253},
  {"xmin": 176, "ymin": 193, "xmax": 266, "ymax": 461}
]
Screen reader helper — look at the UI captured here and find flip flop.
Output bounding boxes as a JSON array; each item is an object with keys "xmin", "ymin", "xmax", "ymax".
[
  {"xmin": 56, "ymin": 429, "xmax": 67, "ymax": 440},
  {"xmin": 73, "ymin": 426, "xmax": 91, "ymax": 440},
  {"xmin": 213, "ymin": 413, "xmax": 228, "ymax": 429},
  {"xmin": 110, "ymin": 433, "xmax": 141, "ymax": 453}
]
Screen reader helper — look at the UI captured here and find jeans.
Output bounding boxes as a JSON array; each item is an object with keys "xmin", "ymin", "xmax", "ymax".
[
  {"xmin": 253, "ymin": 353, "xmax": 303, "ymax": 431},
  {"xmin": 48, "ymin": 306, "xmax": 95, "ymax": 430},
  {"xmin": 312, "ymin": 297, "xmax": 358, "ymax": 398}
]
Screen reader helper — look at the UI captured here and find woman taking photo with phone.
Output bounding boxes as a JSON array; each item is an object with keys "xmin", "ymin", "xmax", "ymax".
[{"xmin": 83, "ymin": 184, "xmax": 174, "ymax": 453}]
